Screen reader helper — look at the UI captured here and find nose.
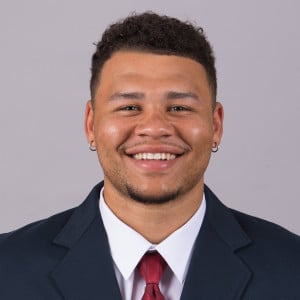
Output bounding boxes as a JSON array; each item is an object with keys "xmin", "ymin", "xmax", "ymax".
[{"xmin": 134, "ymin": 109, "xmax": 174, "ymax": 138}]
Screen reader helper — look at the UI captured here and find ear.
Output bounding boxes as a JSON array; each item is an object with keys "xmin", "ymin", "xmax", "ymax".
[
  {"xmin": 84, "ymin": 100, "xmax": 95, "ymax": 145},
  {"xmin": 212, "ymin": 102, "xmax": 224, "ymax": 146}
]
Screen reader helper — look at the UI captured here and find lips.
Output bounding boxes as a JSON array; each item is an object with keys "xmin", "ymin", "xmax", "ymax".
[
  {"xmin": 124, "ymin": 144, "xmax": 185, "ymax": 159},
  {"xmin": 133, "ymin": 153, "xmax": 176, "ymax": 160},
  {"xmin": 123, "ymin": 144, "xmax": 186, "ymax": 172}
]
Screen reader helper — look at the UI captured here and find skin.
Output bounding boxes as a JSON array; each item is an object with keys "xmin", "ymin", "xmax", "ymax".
[{"xmin": 85, "ymin": 50, "xmax": 223, "ymax": 243}]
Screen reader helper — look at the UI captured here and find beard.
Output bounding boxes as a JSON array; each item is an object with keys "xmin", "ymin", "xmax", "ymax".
[
  {"xmin": 100, "ymin": 148, "xmax": 209, "ymax": 206},
  {"xmin": 103, "ymin": 162, "xmax": 204, "ymax": 206},
  {"xmin": 126, "ymin": 183, "xmax": 180, "ymax": 205}
]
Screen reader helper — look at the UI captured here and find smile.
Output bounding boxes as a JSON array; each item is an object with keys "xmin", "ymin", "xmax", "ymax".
[{"xmin": 133, "ymin": 153, "xmax": 177, "ymax": 160}]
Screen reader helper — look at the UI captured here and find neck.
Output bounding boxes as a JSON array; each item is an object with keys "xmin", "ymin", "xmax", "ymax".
[{"xmin": 102, "ymin": 183, "xmax": 204, "ymax": 244}]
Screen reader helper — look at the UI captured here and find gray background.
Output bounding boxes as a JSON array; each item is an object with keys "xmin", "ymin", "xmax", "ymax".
[{"xmin": 0, "ymin": 0, "xmax": 299, "ymax": 234}]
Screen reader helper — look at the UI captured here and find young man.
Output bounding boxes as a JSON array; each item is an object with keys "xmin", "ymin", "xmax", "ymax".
[{"xmin": 0, "ymin": 12, "xmax": 299, "ymax": 300}]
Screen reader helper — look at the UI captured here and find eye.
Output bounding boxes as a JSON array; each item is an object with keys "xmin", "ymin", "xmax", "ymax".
[
  {"xmin": 120, "ymin": 105, "xmax": 140, "ymax": 111},
  {"xmin": 169, "ymin": 105, "xmax": 189, "ymax": 112}
]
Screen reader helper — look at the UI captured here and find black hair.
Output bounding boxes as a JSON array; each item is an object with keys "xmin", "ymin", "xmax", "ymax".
[{"xmin": 90, "ymin": 12, "xmax": 217, "ymax": 103}]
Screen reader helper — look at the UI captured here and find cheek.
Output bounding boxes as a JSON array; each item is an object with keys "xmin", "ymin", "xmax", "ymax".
[
  {"xmin": 95, "ymin": 118, "xmax": 129, "ymax": 149},
  {"xmin": 190, "ymin": 126, "xmax": 201, "ymax": 137},
  {"xmin": 187, "ymin": 122, "xmax": 213, "ymax": 143},
  {"xmin": 104, "ymin": 124, "xmax": 120, "ymax": 136},
  {"xmin": 97, "ymin": 123, "xmax": 119, "ymax": 143}
]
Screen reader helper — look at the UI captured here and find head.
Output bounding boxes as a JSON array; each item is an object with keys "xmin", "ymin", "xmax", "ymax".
[
  {"xmin": 85, "ymin": 12, "xmax": 223, "ymax": 208},
  {"xmin": 90, "ymin": 12, "xmax": 217, "ymax": 106}
]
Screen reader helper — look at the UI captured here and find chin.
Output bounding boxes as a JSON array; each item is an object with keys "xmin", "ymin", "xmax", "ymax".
[{"xmin": 126, "ymin": 184, "xmax": 180, "ymax": 205}]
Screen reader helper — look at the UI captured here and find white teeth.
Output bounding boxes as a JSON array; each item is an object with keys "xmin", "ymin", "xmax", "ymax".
[{"xmin": 133, "ymin": 153, "xmax": 176, "ymax": 160}]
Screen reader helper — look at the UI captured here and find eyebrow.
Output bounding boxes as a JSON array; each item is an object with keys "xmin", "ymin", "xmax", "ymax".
[
  {"xmin": 165, "ymin": 91, "xmax": 199, "ymax": 101},
  {"xmin": 108, "ymin": 91, "xmax": 199, "ymax": 101},
  {"xmin": 109, "ymin": 92, "xmax": 145, "ymax": 101}
]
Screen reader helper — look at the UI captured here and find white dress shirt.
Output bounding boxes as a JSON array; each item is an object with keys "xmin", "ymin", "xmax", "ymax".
[{"xmin": 99, "ymin": 188, "xmax": 206, "ymax": 300}]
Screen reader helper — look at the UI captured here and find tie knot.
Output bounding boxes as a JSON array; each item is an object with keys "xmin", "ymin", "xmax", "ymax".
[{"xmin": 138, "ymin": 251, "xmax": 167, "ymax": 284}]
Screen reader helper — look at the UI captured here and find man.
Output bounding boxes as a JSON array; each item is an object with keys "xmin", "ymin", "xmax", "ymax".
[{"xmin": 0, "ymin": 12, "xmax": 299, "ymax": 300}]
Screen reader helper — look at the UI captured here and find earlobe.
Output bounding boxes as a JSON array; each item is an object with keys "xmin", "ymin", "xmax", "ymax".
[{"xmin": 84, "ymin": 100, "xmax": 95, "ymax": 144}]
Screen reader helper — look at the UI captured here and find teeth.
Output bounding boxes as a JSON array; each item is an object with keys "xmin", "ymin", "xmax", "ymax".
[{"xmin": 133, "ymin": 153, "xmax": 176, "ymax": 160}]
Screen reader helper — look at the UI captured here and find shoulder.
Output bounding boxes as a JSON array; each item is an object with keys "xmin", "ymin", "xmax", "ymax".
[
  {"xmin": 0, "ymin": 182, "xmax": 103, "ymax": 258},
  {"xmin": 0, "ymin": 208, "xmax": 74, "ymax": 262},
  {"xmin": 231, "ymin": 208, "xmax": 300, "ymax": 248},
  {"xmin": 0, "ymin": 182, "xmax": 103, "ymax": 252},
  {"xmin": 204, "ymin": 185, "xmax": 300, "ymax": 250},
  {"xmin": 204, "ymin": 185, "xmax": 300, "ymax": 280},
  {"xmin": 0, "ymin": 208, "xmax": 76, "ymax": 298},
  {"xmin": 230, "ymin": 209, "xmax": 300, "ymax": 295},
  {"xmin": 230, "ymin": 208, "xmax": 300, "ymax": 281}
]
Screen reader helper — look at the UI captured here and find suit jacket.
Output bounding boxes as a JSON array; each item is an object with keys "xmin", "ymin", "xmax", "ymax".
[{"xmin": 0, "ymin": 182, "xmax": 299, "ymax": 300}]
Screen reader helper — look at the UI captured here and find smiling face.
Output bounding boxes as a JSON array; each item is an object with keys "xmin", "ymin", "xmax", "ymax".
[{"xmin": 85, "ymin": 51, "xmax": 223, "ymax": 206}]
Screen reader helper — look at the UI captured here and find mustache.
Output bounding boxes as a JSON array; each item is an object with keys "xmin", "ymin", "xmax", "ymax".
[{"xmin": 118, "ymin": 140, "xmax": 191, "ymax": 152}]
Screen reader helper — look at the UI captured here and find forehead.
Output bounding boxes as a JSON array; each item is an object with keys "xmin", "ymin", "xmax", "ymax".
[
  {"xmin": 95, "ymin": 50, "xmax": 211, "ymax": 98},
  {"xmin": 100, "ymin": 50, "xmax": 208, "ymax": 79}
]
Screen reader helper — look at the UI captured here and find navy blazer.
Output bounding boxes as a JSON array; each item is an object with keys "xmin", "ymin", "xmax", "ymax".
[{"xmin": 0, "ymin": 182, "xmax": 299, "ymax": 299}]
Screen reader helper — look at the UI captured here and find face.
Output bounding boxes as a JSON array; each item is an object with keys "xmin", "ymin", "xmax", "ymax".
[{"xmin": 85, "ymin": 51, "xmax": 223, "ymax": 205}]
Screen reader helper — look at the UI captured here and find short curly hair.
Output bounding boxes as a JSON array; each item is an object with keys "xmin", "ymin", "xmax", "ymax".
[{"xmin": 90, "ymin": 12, "xmax": 217, "ymax": 103}]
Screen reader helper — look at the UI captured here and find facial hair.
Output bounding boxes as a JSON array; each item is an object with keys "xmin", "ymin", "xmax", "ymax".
[{"xmin": 126, "ymin": 183, "xmax": 180, "ymax": 205}]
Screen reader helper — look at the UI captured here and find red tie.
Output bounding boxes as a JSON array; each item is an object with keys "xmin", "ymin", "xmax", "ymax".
[{"xmin": 138, "ymin": 251, "xmax": 167, "ymax": 300}]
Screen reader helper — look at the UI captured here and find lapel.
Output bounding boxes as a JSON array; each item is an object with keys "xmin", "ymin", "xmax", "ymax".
[
  {"xmin": 49, "ymin": 182, "xmax": 252, "ymax": 299},
  {"xmin": 51, "ymin": 182, "xmax": 122, "ymax": 300},
  {"xmin": 181, "ymin": 185, "xmax": 252, "ymax": 300}
]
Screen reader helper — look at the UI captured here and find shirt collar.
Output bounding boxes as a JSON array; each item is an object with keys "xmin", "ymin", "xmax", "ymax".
[{"xmin": 99, "ymin": 188, "xmax": 206, "ymax": 284}]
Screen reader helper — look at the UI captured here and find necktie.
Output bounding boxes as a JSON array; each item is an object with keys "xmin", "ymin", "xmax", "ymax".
[{"xmin": 138, "ymin": 251, "xmax": 167, "ymax": 300}]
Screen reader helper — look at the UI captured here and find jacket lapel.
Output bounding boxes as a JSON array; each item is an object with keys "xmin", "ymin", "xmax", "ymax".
[
  {"xmin": 49, "ymin": 183, "xmax": 252, "ymax": 299},
  {"xmin": 50, "ymin": 183, "xmax": 122, "ymax": 300},
  {"xmin": 181, "ymin": 186, "xmax": 252, "ymax": 300}
]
